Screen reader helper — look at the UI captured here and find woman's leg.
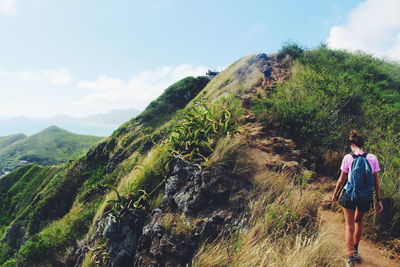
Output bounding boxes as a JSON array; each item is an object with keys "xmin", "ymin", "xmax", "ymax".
[
  {"xmin": 354, "ymin": 208, "xmax": 365, "ymax": 246},
  {"xmin": 343, "ymin": 207, "xmax": 356, "ymax": 257}
]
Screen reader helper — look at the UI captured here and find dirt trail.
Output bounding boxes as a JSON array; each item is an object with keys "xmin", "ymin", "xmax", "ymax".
[
  {"xmin": 318, "ymin": 179, "xmax": 400, "ymax": 267},
  {"xmin": 237, "ymin": 57, "xmax": 399, "ymax": 266}
]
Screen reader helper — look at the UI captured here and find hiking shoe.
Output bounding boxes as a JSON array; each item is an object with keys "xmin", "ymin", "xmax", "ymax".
[
  {"xmin": 346, "ymin": 256, "xmax": 357, "ymax": 267},
  {"xmin": 353, "ymin": 251, "xmax": 362, "ymax": 263}
]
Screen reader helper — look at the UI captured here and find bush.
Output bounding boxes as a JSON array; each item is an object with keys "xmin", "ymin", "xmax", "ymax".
[
  {"xmin": 165, "ymin": 95, "xmax": 244, "ymax": 164},
  {"xmin": 13, "ymin": 204, "xmax": 96, "ymax": 266},
  {"xmin": 134, "ymin": 76, "xmax": 210, "ymax": 129},
  {"xmin": 252, "ymin": 46, "xmax": 400, "ymax": 170},
  {"xmin": 276, "ymin": 41, "xmax": 304, "ymax": 61},
  {"xmin": 252, "ymin": 44, "xmax": 400, "ymax": 248}
]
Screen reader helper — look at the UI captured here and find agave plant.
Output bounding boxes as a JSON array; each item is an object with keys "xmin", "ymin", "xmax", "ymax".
[{"xmin": 165, "ymin": 97, "xmax": 243, "ymax": 164}]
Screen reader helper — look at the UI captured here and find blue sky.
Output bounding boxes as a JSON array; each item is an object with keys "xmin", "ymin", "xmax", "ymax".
[{"xmin": 1, "ymin": 0, "xmax": 398, "ymax": 118}]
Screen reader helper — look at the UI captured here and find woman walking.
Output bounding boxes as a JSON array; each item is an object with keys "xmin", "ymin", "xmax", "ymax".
[{"xmin": 332, "ymin": 130, "xmax": 384, "ymax": 266}]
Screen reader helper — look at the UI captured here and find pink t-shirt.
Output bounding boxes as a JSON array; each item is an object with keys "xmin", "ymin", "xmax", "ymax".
[{"xmin": 340, "ymin": 152, "xmax": 380, "ymax": 174}]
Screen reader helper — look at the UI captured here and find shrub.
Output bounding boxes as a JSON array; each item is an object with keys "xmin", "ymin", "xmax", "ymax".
[
  {"xmin": 252, "ymin": 44, "xmax": 400, "ymax": 248},
  {"xmin": 276, "ymin": 41, "xmax": 304, "ymax": 61},
  {"xmin": 165, "ymin": 95, "xmax": 244, "ymax": 164},
  {"xmin": 13, "ymin": 203, "xmax": 96, "ymax": 266}
]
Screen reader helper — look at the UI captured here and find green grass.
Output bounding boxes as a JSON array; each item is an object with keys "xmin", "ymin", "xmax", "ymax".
[
  {"xmin": 252, "ymin": 45, "xmax": 400, "ymax": 167},
  {"xmin": 113, "ymin": 76, "xmax": 210, "ymax": 136},
  {"xmin": 251, "ymin": 44, "xmax": 400, "ymax": 249},
  {"xmin": 0, "ymin": 165, "xmax": 62, "ymax": 230},
  {"xmin": 165, "ymin": 95, "xmax": 244, "ymax": 164},
  {"xmin": 0, "ymin": 75, "xmax": 212, "ymax": 265},
  {"xmin": 12, "ymin": 202, "xmax": 97, "ymax": 266},
  {"xmin": 0, "ymin": 134, "xmax": 26, "ymax": 150},
  {"xmin": 0, "ymin": 126, "xmax": 103, "ymax": 171},
  {"xmin": 3, "ymin": 46, "xmax": 399, "ymax": 265}
]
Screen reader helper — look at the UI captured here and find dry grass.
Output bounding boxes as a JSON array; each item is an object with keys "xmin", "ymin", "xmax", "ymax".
[
  {"xmin": 193, "ymin": 169, "xmax": 343, "ymax": 267},
  {"xmin": 184, "ymin": 55, "xmax": 261, "ymax": 110},
  {"xmin": 162, "ymin": 213, "xmax": 199, "ymax": 238},
  {"xmin": 205, "ymin": 134, "xmax": 255, "ymax": 178},
  {"xmin": 193, "ymin": 230, "xmax": 342, "ymax": 267}
]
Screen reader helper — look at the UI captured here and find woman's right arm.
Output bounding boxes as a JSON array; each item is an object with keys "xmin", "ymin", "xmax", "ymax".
[
  {"xmin": 332, "ymin": 171, "xmax": 347, "ymax": 203},
  {"xmin": 374, "ymin": 172, "xmax": 383, "ymax": 213}
]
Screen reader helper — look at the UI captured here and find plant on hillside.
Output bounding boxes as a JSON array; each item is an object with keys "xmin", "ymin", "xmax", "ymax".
[
  {"xmin": 276, "ymin": 41, "xmax": 304, "ymax": 61},
  {"xmin": 193, "ymin": 170, "xmax": 341, "ymax": 267},
  {"xmin": 165, "ymin": 96, "xmax": 244, "ymax": 164},
  {"xmin": 252, "ymin": 44, "xmax": 400, "ymax": 251}
]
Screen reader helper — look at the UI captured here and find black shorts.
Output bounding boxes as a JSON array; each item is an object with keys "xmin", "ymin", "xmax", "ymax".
[{"xmin": 338, "ymin": 189, "xmax": 373, "ymax": 212}]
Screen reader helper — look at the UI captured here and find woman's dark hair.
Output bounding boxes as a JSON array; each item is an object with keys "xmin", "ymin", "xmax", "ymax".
[{"xmin": 349, "ymin": 130, "xmax": 365, "ymax": 148}]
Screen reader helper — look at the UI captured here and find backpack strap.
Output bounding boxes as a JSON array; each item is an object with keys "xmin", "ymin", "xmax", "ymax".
[{"xmin": 351, "ymin": 153, "xmax": 368, "ymax": 158}]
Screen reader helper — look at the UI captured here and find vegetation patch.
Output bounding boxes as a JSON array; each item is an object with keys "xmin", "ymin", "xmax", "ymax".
[{"xmin": 251, "ymin": 45, "xmax": 400, "ymax": 251}]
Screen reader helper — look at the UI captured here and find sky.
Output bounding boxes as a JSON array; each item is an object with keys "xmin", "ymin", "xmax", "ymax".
[{"xmin": 0, "ymin": 0, "xmax": 399, "ymax": 119}]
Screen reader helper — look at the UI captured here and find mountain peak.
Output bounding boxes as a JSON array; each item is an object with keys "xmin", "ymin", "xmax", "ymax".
[{"xmin": 42, "ymin": 125, "xmax": 66, "ymax": 132}]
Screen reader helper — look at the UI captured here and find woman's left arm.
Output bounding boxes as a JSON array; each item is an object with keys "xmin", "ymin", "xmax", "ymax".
[
  {"xmin": 332, "ymin": 171, "xmax": 347, "ymax": 203},
  {"xmin": 374, "ymin": 172, "xmax": 383, "ymax": 213}
]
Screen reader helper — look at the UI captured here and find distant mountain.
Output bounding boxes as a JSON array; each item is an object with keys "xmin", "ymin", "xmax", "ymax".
[
  {"xmin": 0, "ymin": 108, "xmax": 142, "ymax": 137},
  {"xmin": 49, "ymin": 108, "xmax": 141, "ymax": 125},
  {"xmin": 0, "ymin": 125, "xmax": 103, "ymax": 171},
  {"xmin": 0, "ymin": 133, "xmax": 27, "ymax": 149}
]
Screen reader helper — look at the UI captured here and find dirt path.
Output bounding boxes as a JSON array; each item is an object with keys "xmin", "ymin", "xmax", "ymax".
[{"xmin": 318, "ymin": 180, "xmax": 400, "ymax": 267}]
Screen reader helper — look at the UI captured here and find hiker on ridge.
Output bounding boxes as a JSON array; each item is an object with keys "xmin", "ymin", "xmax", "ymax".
[
  {"xmin": 259, "ymin": 62, "xmax": 273, "ymax": 91},
  {"xmin": 332, "ymin": 130, "xmax": 383, "ymax": 267}
]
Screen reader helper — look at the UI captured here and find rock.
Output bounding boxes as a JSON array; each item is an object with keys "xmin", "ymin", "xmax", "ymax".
[
  {"xmin": 103, "ymin": 216, "xmax": 119, "ymax": 241},
  {"xmin": 133, "ymin": 157, "xmax": 252, "ymax": 266},
  {"xmin": 1, "ymin": 222, "xmax": 29, "ymax": 249},
  {"xmin": 321, "ymin": 200, "xmax": 332, "ymax": 210}
]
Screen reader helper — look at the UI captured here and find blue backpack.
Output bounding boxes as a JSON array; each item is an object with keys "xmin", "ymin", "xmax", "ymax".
[
  {"xmin": 345, "ymin": 153, "xmax": 374, "ymax": 202},
  {"xmin": 261, "ymin": 64, "xmax": 272, "ymax": 75}
]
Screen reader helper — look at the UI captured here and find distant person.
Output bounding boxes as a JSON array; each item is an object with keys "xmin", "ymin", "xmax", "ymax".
[
  {"xmin": 259, "ymin": 62, "xmax": 273, "ymax": 91},
  {"xmin": 332, "ymin": 130, "xmax": 383, "ymax": 267}
]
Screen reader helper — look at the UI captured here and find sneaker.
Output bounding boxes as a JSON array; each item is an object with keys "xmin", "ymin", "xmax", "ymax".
[
  {"xmin": 347, "ymin": 256, "xmax": 357, "ymax": 267},
  {"xmin": 353, "ymin": 251, "xmax": 361, "ymax": 263}
]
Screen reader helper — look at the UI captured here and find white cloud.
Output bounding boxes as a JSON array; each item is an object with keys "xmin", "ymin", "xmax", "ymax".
[
  {"xmin": 0, "ymin": 0, "xmax": 18, "ymax": 15},
  {"xmin": 77, "ymin": 76, "xmax": 126, "ymax": 91},
  {"xmin": 0, "ymin": 67, "xmax": 73, "ymax": 84},
  {"xmin": 327, "ymin": 0, "xmax": 400, "ymax": 60},
  {"xmin": 74, "ymin": 64, "xmax": 208, "ymax": 110}
]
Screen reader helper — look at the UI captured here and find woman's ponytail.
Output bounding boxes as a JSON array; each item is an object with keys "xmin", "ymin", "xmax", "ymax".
[{"xmin": 349, "ymin": 130, "xmax": 365, "ymax": 148}]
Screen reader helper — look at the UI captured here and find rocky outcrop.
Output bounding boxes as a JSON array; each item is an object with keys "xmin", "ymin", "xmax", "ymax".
[
  {"xmin": 133, "ymin": 157, "xmax": 251, "ymax": 267},
  {"xmin": 0, "ymin": 222, "xmax": 29, "ymax": 250},
  {"xmin": 71, "ymin": 153, "xmax": 252, "ymax": 267},
  {"xmin": 69, "ymin": 109, "xmax": 307, "ymax": 267}
]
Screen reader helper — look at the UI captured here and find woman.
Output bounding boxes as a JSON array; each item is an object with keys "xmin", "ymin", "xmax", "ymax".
[
  {"xmin": 332, "ymin": 130, "xmax": 383, "ymax": 266},
  {"xmin": 259, "ymin": 62, "xmax": 272, "ymax": 91}
]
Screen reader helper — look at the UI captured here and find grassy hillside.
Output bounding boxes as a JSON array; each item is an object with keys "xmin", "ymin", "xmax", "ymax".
[
  {"xmin": 0, "ymin": 46, "xmax": 399, "ymax": 266},
  {"xmin": 0, "ymin": 165, "xmax": 62, "ymax": 234},
  {"xmin": 0, "ymin": 126, "xmax": 103, "ymax": 171},
  {"xmin": 0, "ymin": 75, "xmax": 210, "ymax": 266},
  {"xmin": 251, "ymin": 44, "xmax": 400, "ymax": 247},
  {"xmin": 0, "ymin": 134, "xmax": 26, "ymax": 150}
]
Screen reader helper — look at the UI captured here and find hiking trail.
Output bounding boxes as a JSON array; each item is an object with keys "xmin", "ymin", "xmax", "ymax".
[
  {"xmin": 316, "ymin": 177, "xmax": 400, "ymax": 267},
  {"xmin": 239, "ymin": 56, "xmax": 400, "ymax": 267}
]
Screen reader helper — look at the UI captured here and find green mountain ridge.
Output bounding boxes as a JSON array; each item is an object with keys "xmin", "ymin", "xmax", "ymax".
[
  {"xmin": 0, "ymin": 125, "xmax": 103, "ymax": 171},
  {"xmin": 0, "ymin": 134, "xmax": 27, "ymax": 150},
  {"xmin": 0, "ymin": 45, "xmax": 399, "ymax": 266}
]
